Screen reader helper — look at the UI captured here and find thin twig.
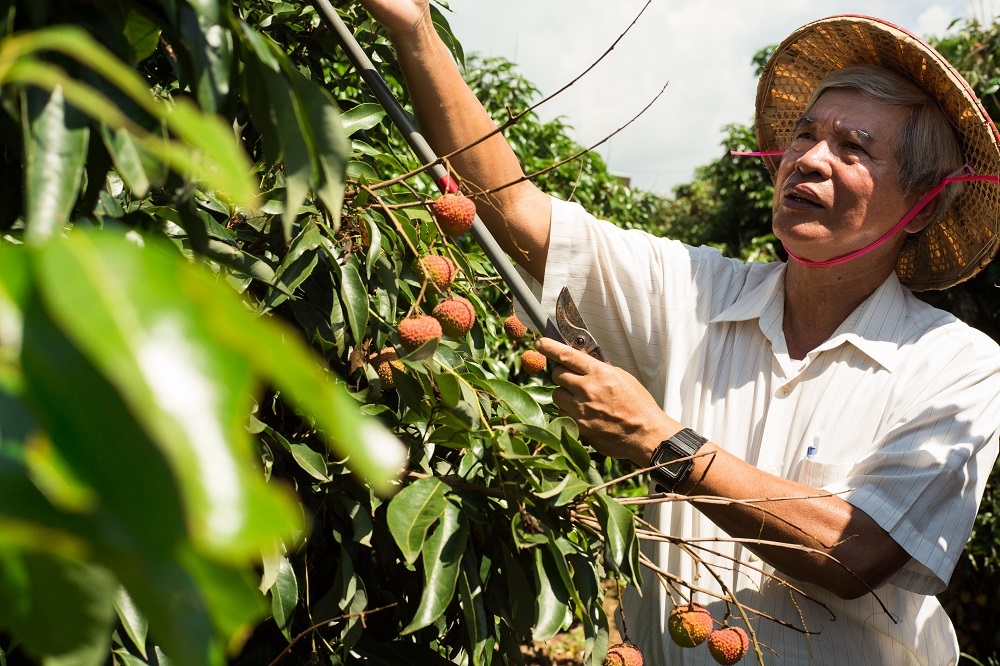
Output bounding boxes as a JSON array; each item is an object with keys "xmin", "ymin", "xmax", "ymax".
[
  {"xmin": 266, "ymin": 603, "xmax": 398, "ymax": 666},
  {"xmin": 367, "ymin": 1, "xmax": 654, "ymax": 194},
  {"xmin": 474, "ymin": 82, "xmax": 670, "ymax": 200}
]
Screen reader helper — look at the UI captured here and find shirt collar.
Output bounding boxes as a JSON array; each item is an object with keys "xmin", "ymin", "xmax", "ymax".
[{"xmin": 710, "ymin": 263, "xmax": 909, "ymax": 372}]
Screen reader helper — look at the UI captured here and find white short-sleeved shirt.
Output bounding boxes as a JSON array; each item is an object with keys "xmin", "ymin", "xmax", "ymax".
[{"xmin": 520, "ymin": 197, "xmax": 1000, "ymax": 665}]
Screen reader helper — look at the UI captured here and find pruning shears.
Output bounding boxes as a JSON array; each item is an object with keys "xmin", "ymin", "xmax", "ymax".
[{"xmin": 555, "ymin": 287, "xmax": 606, "ymax": 362}]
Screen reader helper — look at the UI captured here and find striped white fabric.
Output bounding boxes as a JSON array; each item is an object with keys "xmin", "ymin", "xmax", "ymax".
[{"xmin": 521, "ymin": 197, "xmax": 1000, "ymax": 665}]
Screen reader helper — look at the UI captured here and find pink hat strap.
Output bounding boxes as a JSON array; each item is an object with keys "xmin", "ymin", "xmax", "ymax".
[
  {"xmin": 729, "ymin": 151, "xmax": 1000, "ymax": 268},
  {"xmin": 784, "ymin": 172, "xmax": 999, "ymax": 267}
]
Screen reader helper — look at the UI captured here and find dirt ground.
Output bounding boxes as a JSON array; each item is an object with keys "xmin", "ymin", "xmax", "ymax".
[{"xmin": 521, "ymin": 580, "xmax": 624, "ymax": 665}]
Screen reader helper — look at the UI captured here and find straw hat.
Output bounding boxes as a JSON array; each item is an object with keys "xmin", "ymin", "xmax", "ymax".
[{"xmin": 755, "ymin": 15, "xmax": 1000, "ymax": 291}]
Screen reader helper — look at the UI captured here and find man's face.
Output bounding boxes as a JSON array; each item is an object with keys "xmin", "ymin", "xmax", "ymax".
[{"xmin": 771, "ymin": 88, "xmax": 919, "ymax": 263}]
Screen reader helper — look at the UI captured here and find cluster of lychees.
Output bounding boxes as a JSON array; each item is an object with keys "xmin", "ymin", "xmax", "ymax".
[
  {"xmin": 374, "ymin": 192, "xmax": 551, "ymax": 387},
  {"xmin": 374, "ymin": 193, "xmax": 481, "ymax": 389},
  {"xmin": 667, "ymin": 602, "xmax": 749, "ymax": 665}
]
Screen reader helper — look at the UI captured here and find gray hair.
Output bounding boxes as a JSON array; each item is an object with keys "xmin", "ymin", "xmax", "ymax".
[{"xmin": 806, "ymin": 64, "xmax": 965, "ymax": 224}]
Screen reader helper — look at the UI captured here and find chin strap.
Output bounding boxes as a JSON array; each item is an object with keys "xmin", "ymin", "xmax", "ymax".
[{"xmin": 730, "ymin": 152, "xmax": 1000, "ymax": 267}]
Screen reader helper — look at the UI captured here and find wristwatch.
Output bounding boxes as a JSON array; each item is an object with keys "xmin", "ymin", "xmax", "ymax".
[{"xmin": 649, "ymin": 428, "xmax": 708, "ymax": 492}]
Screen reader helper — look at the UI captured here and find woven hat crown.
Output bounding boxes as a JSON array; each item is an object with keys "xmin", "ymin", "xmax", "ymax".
[{"xmin": 755, "ymin": 15, "xmax": 1000, "ymax": 290}]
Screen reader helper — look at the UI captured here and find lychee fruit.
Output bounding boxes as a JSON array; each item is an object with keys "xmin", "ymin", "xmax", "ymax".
[
  {"xmin": 374, "ymin": 347, "xmax": 404, "ymax": 389},
  {"xmin": 668, "ymin": 602, "xmax": 714, "ymax": 648},
  {"xmin": 432, "ymin": 297, "xmax": 476, "ymax": 337},
  {"xmin": 603, "ymin": 643, "xmax": 644, "ymax": 666},
  {"xmin": 503, "ymin": 314, "xmax": 528, "ymax": 340},
  {"xmin": 707, "ymin": 626, "xmax": 749, "ymax": 665},
  {"xmin": 432, "ymin": 193, "xmax": 476, "ymax": 236},
  {"xmin": 397, "ymin": 315, "xmax": 442, "ymax": 354},
  {"xmin": 521, "ymin": 350, "xmax": 547, "ymax": 375},
  {"xmin": 418, "ymin": 255, "xmax": 456, "ymax": 293}
]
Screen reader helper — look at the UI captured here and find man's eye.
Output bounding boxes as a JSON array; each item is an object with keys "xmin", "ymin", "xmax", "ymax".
[{"xmin": 845, "ymin": 141, "xmax": 866, "ymax": 153}]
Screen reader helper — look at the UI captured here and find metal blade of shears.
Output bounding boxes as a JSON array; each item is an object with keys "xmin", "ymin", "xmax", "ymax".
[{"xmin": 555, "ymin": 287, "xmax": 606, "ymax": 362}]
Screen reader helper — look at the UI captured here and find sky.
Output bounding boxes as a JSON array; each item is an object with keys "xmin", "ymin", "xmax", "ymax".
[{"xmin": 445, "ymin": 0, "xmax": 998, "ymax": 196}]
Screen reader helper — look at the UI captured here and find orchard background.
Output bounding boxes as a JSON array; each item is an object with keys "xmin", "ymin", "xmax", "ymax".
[{"xmin": 0, "ymin": 0, "xmax": 998, "ymax": 664}]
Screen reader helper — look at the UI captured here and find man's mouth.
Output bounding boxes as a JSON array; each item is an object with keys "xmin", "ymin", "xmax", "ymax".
[{"xmin": 783, "ymin": 189, "xmax": 824, "ymax": 209}]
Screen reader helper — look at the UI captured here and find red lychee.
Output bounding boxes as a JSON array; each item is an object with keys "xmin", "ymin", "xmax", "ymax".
[
  {"xmin": 374, "ymin": 347, "xmax": 404, "ymax": 389},
  {"xmin": 521, "ymin": 350, "xmax": 547, "ymax": 375},
  {"xmin": 603, "ymin": 643, "xmax": 643, "ymax": 666},
  {"xmin": 418, "ymin": 255, "xmax": 456, "ymax": 293},
  {"xmin": 503, "ymin": 314, "xmax": 528, "ymax": 340},
  {"xmin": 707, "ymin": 626, "xmax": 749, "ymax": 665},
  {"xmin": 397, "ymin": 315, "xmax": 442, "ymax": 354},
  {"xmin": 432, "ymin": 297, "xmax": 476, "ymax": 337},
  {"xmin": 668, "ymin": 602, "xmax": 714, "ymax": 648},
  {"xmin": 432, "ymin": 193, "xmax": 476, "ymax": 236}
]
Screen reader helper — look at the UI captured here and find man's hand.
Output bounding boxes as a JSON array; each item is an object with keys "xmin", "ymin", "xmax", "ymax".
[
  {"xmin": 358, "ymin": 0, "xmax": 428, "ymax": 39},
  {"xmin": 534, "ymin": 338, "xmax": 681, "ymax": 467}
]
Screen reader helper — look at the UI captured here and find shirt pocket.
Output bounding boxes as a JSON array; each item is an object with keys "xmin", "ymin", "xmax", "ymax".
[{"xmin": 795, "ymin": 459, "xmax": 855, "ymax": 489}]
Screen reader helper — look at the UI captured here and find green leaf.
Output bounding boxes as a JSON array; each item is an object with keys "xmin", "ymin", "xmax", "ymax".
[
  {"xmin": 532, "ymin": 545, "xmax": 571, "ymax": 641},
  {"xmin": 593, "ymin": 494, "xmax": 641, "ymax": 585},
  {"xmin": 458, "ymin": 551, "xmax": 489, "ymax": 666},
  {"xmin": 201, "ymin": 238, "xmax": 278, "ymax": 285},
  {"xmin": 401, "ymin": 500, "xmax": 468, "ymax": 634},
  {"xmin": 262, "ymin": 64, "xmax": 310, "ymax": 239},
  {"xmin": 0, "ymin": 550, "xmax": 116, "ymax": 666},
  {"xmin": 113, "ymin": 586, "xmax": 148, "ymax": 659},
  {"xmin": 481, "ymin": 379, "xmax": 544, "ymax": 426},
  {"xmin": 29, "ymin": 232, "xmax": 303, "ymax": 560},
  {"xmin": 338, "ymin": 254, "xmax": 369, "ymax": 346},
  {"xmin": 266, "ymin": 220, "xmax": 322, "ymax": 309},
  {"xmin": 341, "ymin": 103, "xmax": 386, "ymax": 136},
  {"xmin": 269, "ymin": 556, "xmax": 298, "ymax": 640},
  {"xmin": 386, "ymin": 477, "xmax": 448, "ymax": 565},
  {"xmin": 100, "ymin": 125, "xmax": 161, "ymax": 197},
  {"xmin": 287, "ymin": 70, "xmax": 349, "ymax": 228},
  {"xmin": 21, "ymin": 85, "xmax": 89, "ymax": 244},
  {"xmin": 122, "ymin": 9, "xmax": 161, "ymax": 64},
  {"xmin": 536, "ymin": 473, "xmax": 591, "ymax": 506}
]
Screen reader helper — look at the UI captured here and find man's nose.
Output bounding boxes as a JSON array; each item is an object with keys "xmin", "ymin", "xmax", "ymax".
[{"xmin": 794, "ymin": 140, "xmax": 834, "ymax": 178}]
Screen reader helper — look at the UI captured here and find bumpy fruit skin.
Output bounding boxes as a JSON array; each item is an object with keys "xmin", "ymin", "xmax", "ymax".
[
  {"xmin": 374, "ymin": 347, "xmax": 404, "ymax": 389},
  {"xmin": 432, "ymin": 297, "xmax": 476, "ymax": 337},
  {"xmin": 418, "ymin": 255, "xmax": 456, "ymax": 293},
  {"xmin": 433, "ymin": 194, "xmax": 476, "ymax": 236},
  {"xmin": 707, "ymin": 626, "xmax": 749, "ymax": 665},
  {"xmin": 603, "ymin": 643, "xmax": 644, "ymax": 666},
  {"xmin": 503, "ymin": 314, "xmax": 528, "ymax": 340},
  {"xmin": 521, "ymin": 350, "xmax": 547, "ymax": 375},
  {"xmin": 668, "ymin": 602, "xmax": 714, "ymax": 648},
  {"xmin": 397, "ymin": 315, "xmax": 442, "ymax": 353}
]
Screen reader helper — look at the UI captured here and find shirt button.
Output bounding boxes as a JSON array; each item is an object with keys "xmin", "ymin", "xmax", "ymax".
[{"xmin": 780, "ymin": 383, "xmax": 792, "ymax": 395}]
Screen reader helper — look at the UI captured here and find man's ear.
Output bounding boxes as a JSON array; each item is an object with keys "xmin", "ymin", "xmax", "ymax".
[{"xmin": 903, "ymin": 190, "xmax": 943, "ymax": 234}]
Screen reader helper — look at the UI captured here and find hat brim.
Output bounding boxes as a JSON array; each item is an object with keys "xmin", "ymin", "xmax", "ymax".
[{"xmin": 755, "ymin": 15, "xmax": 1000, "ymax": 291}]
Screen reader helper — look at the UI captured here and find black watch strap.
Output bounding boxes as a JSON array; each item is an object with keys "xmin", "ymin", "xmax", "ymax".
[{"xmin": 649, "ymin": 428, "xmax": 707, "ymax": 493}]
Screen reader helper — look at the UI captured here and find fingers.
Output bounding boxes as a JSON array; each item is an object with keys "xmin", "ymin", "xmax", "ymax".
[
  {"xmin": 551, "ymin": 386, "xmax": 576, "ymax": 416},
  {"xmin": 534, "ymin": 337, "xmax": 598, "ymax": 375}
]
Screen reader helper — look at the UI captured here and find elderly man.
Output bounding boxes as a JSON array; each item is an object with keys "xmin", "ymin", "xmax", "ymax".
[{"xmin": 361, "ymin": 4, "xmax": 1000, "ymax": 664}]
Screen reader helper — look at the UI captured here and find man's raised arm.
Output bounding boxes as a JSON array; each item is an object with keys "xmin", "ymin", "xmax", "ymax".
[{"xmin": 359, "ymin": 0, "xmax": 552, "ymax": 282}]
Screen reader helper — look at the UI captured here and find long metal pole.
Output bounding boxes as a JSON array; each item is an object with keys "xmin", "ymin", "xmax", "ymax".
[{"xmin": 310, "ymin": 0, "xmax": 561, "ymax": 340}]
